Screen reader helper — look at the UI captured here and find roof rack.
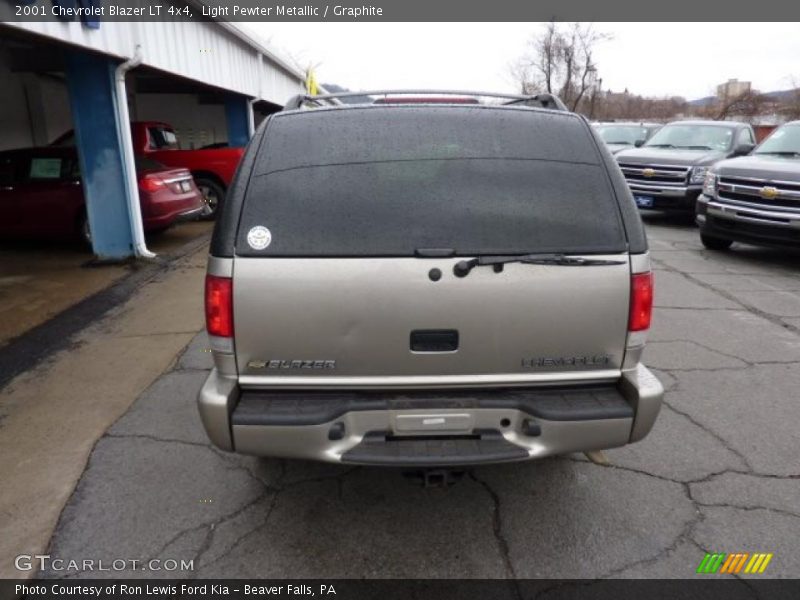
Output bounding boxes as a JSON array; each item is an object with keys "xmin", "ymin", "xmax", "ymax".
[{"xmin": 283, "ymin": 90, "xmax": 569, "ymax": 112}]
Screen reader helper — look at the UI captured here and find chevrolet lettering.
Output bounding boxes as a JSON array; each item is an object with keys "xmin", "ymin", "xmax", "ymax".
[
  {"xmin": 522, "ymin": 355, "xmax": 613, "ymax": 368},
  {"xmin": 247, "ymin": 360, "xmax": 337, "ymax": 370}
]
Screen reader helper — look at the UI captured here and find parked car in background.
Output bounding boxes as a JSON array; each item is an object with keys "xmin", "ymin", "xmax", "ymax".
[
  {"xmin": 697, "ymin": 120, "xmax": 800, "ymax": 250},
  {"xmin": 198, "ymin": 90, "xmax": 663, "ymax": 466},
  {"xmin": 593, "ymin": 122, "xmax": 661, "ymax": 154},
  {"xmin": 616, "ymin": 120, "xmax": 756, "ymax": 212},
  {"xmin": 53, "ymin": 121, "xmax": 245, "ymax": 219},
  {"xmin": 0, "ymin": 147, "xmax": 204, "ymax": 244}
]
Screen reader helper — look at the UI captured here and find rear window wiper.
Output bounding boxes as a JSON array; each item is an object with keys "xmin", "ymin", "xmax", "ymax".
[
  {"xmin": 646, "ymin": 144, "xmax": 675, "ymax": 148},
  {"xmin": 453, "ymin": 253, "xmax": 626, "ymax": 277},
  {"xmin": 678, "ymin": 145, "xmax": 713, "ymax": 150}
]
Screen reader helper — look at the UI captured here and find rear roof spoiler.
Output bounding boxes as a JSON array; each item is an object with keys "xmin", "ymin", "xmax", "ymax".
[{"xmin": 283, "ymin": 90, "xmax": 569, "ymax": 112}]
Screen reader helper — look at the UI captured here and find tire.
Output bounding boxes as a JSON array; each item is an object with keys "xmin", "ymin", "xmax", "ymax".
[
  {"xmin": 195, "ymin": 178, "xmax": 226, "ymax": 220},
  {"xmin": 700, "ymin": 233, "xmax": 733, "ymax": 251}
]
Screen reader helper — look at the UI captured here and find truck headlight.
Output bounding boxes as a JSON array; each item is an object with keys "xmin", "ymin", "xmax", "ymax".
[
  {"xmin": 690, "ymin": 166, "xmax": 709, "ymax": 185},
  {"xmin": 703, "ymin": 172, "xmax": 718, "ymax": 197}
]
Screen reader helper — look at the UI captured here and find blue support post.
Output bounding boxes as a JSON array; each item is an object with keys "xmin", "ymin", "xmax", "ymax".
[
  {"xmin": 224, "ymin": 95, "xmax": 251, "ymax": 148},
  {"xmin": 65, "ymin": 51, "xmax": 134, "ymax": 259}
]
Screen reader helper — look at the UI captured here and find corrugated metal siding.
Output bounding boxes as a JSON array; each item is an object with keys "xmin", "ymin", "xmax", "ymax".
[{"xmin": 1, "ymin": 19, "xmax": 304, "ymax": 105}]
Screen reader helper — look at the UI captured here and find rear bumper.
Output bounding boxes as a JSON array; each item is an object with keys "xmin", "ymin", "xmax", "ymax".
[
  {"xmin": 197, "ymin": 365, "xmax": 663, "ymax": 466},
  {"xmin": 143, "ymin": 205, "xmax": 204, "ymax": 230}
]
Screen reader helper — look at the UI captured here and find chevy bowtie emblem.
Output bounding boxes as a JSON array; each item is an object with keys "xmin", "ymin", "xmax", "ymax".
[
  {"xmin": 760, "ymin": 186, "xmax": 779, "ymax": 200},
  {"xmin": 642, "ymin": 168, "xmax": 655, "ymax": 178}
]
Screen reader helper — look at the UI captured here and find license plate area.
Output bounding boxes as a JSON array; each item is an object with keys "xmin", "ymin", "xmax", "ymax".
[
  {"xmin": 635, "ymin": 195, "xmax": 654, "ymax": 208},
  {"xmin": 394, "ymin": 413, "xmax": 474, "ymax": 433}
]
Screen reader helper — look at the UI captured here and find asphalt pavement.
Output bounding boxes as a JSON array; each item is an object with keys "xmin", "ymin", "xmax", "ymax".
[{"xmin": 38, "ymin": 215, "xmax": 800, "ymax": 579}]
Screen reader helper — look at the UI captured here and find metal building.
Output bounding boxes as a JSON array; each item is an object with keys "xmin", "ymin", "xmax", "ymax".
[{"xmin": 1, "ymin": 8, "xmax": 307, "ymax": 259}]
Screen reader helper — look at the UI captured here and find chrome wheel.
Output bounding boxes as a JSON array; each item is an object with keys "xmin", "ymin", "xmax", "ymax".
[
  {"xmin": 199, "ymin": 185, "xmax": 218, "ymax": 216},
  {"xmin": 195, "ymin": 178, "xmax": 225, "ymax": 220}
]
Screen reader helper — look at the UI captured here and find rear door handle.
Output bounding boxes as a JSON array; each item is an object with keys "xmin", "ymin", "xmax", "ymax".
[{"xmin": 410, "ymin": 329, "xmax": 459, "ymax": 352}]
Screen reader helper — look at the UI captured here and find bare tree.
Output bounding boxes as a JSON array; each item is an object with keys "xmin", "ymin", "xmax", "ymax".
[
  {"xmin": 594, "ymin": 88, "xmax": 687, "ymax": 122},
  {"xmin": 587, "ymin": 77, "xmax": 602, "ymax": 119},
  {"xmin": 780, "ymin": 77, "xmax": 800, "ymax": 121},
  {"xmin": 711, "ymin": 90, "xmax": 766, "ymax": 121},
  {"xmin": 513, "ymin": 22, "xmax": 610, "ymax": 113}
]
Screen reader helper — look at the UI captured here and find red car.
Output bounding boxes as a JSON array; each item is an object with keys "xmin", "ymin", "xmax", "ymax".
[
  {"xmin": 54, "ymin": 121, "xmax": 245, "ymax": 219},
  {"xmin": 0, "ymin": 147, "xmax": 204, "ymax": 244}
]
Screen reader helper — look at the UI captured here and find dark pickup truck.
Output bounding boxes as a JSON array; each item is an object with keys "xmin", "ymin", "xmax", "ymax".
[
  {"xmin": 616, "ymin": 120, "xmax": 756, "ymax": 212},
  {"xmin": 697, "ymin": 120, "xmax": 800, "ymax": 249}
]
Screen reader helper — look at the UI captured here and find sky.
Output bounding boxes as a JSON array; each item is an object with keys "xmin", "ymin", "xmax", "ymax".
[{"xmin": 243, "ymin": 22, "xmax": 800, "ymax": 100}]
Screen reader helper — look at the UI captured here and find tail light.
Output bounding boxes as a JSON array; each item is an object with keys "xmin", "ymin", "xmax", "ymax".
[
  {"xmin": 205, "ymin": 275, "xmax": 233, "ymax": 338},
  {"xmin": 139, "ymin": 177, "xmax": 166, "ymax": 193},
  {"xmin": 629, "ymin": 272, "xmax": 653, "ymax": 332}
]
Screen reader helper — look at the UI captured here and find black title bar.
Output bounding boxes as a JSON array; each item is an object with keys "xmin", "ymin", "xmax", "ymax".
[
  {"xmin": 4, "ymin": 579, "xmax": 800, "ymax": 600},
  {"xmin": 3, "ymin": 0, "xmax": 800, "ymax": 22}
]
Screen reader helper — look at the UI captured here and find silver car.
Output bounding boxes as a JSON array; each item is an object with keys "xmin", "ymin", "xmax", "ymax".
[{"xmin": 199, "ymin": 90, "xmax": 663, "ymax": 466}]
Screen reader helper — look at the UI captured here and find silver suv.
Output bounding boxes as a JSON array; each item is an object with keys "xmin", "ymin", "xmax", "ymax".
[{"xmin": 198, "ymin": 90, "xmax": 663, "ymax": 466}]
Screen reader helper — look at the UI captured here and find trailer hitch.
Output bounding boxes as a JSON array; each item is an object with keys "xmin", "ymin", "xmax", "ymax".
[{"xmin": 402, "ymin": 468, "xmax": 466, "ymax": 488}]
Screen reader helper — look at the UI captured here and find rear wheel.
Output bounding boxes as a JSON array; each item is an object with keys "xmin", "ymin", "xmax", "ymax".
[
  {"xmin": 700, "ymin": 233, "xmax": 733, "ymax": 251},
  {"xmin": 196, "ymin": 178, "xmax": 225, "ymax": 220}
]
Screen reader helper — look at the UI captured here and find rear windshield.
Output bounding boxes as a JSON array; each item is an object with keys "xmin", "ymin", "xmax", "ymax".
[
  {"xmin": 148, "ymin": 127, "xmax": 179, "ymax": 150},
  {"xmin": 237, "ymin": 106, "xmax": 626, "ymax": 257}
]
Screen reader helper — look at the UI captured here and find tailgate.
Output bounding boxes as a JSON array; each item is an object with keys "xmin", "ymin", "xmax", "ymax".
[
  {"xmin": 231, "ymin": 107, "xmax": 633, "ymax": 389},
  {"xmin": 234, "ymin": 256, "xmax": 630, "ymax": 388}
]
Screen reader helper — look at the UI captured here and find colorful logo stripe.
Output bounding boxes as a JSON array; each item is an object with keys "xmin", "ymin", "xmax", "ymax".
[
  {"xmin": 697, "ymin": 552, "xmax": 773, "ymax": 574},
  {"xmin": 744, "ymin": 553, "xmax": 773, "ymax": 574}
]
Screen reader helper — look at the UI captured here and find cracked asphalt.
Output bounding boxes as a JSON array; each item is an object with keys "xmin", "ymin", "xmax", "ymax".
[{"xmin": 41, "ymin": 215, "xmax": 800, "ymax": 579}]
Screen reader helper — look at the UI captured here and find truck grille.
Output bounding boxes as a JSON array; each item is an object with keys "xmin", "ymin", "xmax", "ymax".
[
  {"xmin": 716, "ymin": 177, "xmax": 800, "ymax": 213},
  {"xmin": 617, "ymin": 163, "xmax": 689, "ymax": 187}
]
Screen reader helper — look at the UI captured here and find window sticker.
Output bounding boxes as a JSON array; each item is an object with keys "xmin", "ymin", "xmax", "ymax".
[
  {"xmin": 247, "ymin": 226, "xmax": 272, "ymax": 250},
  {"xmin": 29, "ymin": 158, "xmax": 62, "ymax": 179}
]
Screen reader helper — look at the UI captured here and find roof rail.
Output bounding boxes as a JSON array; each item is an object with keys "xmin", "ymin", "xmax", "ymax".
[{"xmin": 283, "ymin": 90, "xmax": 569, "ymax": 112}]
